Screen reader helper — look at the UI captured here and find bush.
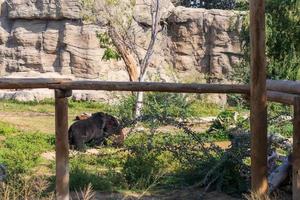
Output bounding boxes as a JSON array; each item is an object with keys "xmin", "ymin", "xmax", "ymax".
[
  {"xmin": 111, "ymin": 93, "xmax": 222, "ymax": 126},
  {"xmin": 234, "ymin": 0, "xmax": 300, "ymax": 82},
  {"xmin": 70, "ymin": 166, "xmax": 120, "ymax": 191},
  {"xmin": 180, "ymin": 0, "xmax": 237, "ymax": 10},
  {"xmin": 68, "ymin": 151, "xmax": 128, "ymax": 191},
  {"xmin": 143, "ymin": 93, "xmax": 193, "ymax": 120},
  {"xmin": 111, "ymin": 95, "xmax": 136, "ymax": 123},
  {"xmin": 123, "ymin": 133, "xmax": 171, "ymax": 189}
]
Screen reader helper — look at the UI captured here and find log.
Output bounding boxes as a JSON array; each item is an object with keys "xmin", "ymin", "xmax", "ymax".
[
  {"xmin": 49, "ymin": 81, "xmax": 250, "ymax": 94},
  {"xmin": 0, "ymin": 78, "xmax": 70, "ymax": 89},
  {"xmin": 267, "ymin": 91, "xmax": 297, "ymax": 105},
  {"xmin": 268, "ymin": 155, "xmax": 291, "ymax": 194},
  {"xmin": 0, "ymin": 78, "xmax": 297, "ymax": 106},
  {"xmin": 293, "ymin": 96, "xmax": 300, "ymax": 199},
  {"xmin": 55, "ymin": 89, "xmax": 72, "ymax": 200},
  {"xmin": 250, "ymin": 0, "xmax": 268, "ymax": 195},
  {"xmin": 267, "ymin": 80, "xmax": 300, "ymax": 95}
]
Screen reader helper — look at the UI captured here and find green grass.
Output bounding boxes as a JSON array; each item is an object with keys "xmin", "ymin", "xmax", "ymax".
[
  {"xmin": 188, "ymin": 100, "xmax": 225, "ymax": 117},
  {"xmin": 0, "ymin": 99, "xmax": 112, "ymax": 116},
  {"xmin": 0, "ymin": 121, "xmax": 20, "ymax": 136},
  {"xmin": 0, "ymin": 95, "xmax": 228, "ymax": 118},
  {"xmin": 0, "ymin": 97, "xmax": 250, "ymax": 197},
  {"xmin": 0, "ymin": 121, "xmax": 54, "ymax": 174}
]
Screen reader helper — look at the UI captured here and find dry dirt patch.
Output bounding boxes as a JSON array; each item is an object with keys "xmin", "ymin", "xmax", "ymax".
[{"xmin": 71, "ymin": 189, "xmax": 238, "ymax": 200}]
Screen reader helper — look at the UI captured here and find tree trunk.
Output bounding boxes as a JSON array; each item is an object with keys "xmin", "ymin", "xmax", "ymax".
[
  {"xmin": 108, "ymin": 27, "xmax": 138, "ymax": 82},
  {"xmin": 134, "ymin": 75, "xmax": 146, "ymax": 118},
  {"xmin": 134, "ymin": 91, "xmax": 144, "ymax": 118}
]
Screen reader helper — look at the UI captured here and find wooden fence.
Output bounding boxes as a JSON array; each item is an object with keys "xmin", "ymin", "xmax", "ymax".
[
  {"xmin": 0, "ymin": 0, "xmax": 296, "ymax": 199},
  {"xmin": 0, "ymin": 79, "xmax": 299, "ymax": 199}
]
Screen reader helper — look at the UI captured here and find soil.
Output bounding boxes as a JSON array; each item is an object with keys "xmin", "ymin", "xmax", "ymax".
[
  {"xmin": 71, "ymin": 189, "xmax": 239, "ymax": 200},
  {"xmin": 0, "ymin": 111, "xmax": 55, "ymax": 133}
]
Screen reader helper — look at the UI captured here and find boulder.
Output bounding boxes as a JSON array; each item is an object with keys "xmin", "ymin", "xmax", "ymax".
[
  {"xmin": 12, "ymin": 20, "xmax": 45, "ymax": 48},
  {"xmin": 8, "ymin": 0, "xmax": 81, "ymax": 20},
  {"xmin": 133, "ymin": 0, "xmax": 175, "ymax": 25},
  {"xmin": 43, "ymin": 21, "xmax": 64, "ymax": 53}
]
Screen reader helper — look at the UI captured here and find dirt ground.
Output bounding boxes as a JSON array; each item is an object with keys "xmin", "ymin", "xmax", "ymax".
[
  {"xmin": 0, "ymin": 111, "xmax": 56, "ymax": 133},
  {"xmin": 72, "ymin": 189, "xmax": 239, "ymax": 200}
]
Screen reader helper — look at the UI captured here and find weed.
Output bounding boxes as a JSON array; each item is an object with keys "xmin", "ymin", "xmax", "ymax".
[
  {"xmin": 0, "ymin": 121, "xmax": 19, "ymax": 136},
  {"xmin": 0, "ymin": 175, "xmax": 54, "ymax": 200},
  {"xmin": 74, "ymin": 183, "xmax": 96, "ymax": 200}
]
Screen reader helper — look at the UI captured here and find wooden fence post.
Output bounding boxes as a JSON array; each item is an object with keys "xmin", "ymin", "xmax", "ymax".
[
  {"xmin": 250, "ymin": 0, "xmax": 268, "ymax": 195},
  {"xmin": 55, "ymin": 89, "xmax": 72, "ymax": 200},
  {"xmin": 293, "ymin": 96, "xmax": 300, "ymax": 200}
]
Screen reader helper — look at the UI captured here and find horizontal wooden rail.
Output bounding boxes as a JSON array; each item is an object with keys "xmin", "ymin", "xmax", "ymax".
[
  {"xmin": 267, "ymin": 91, "xmax": 297, "ymax": 105},
  {"xmin": 0, "ymin": 78, "xmax": 299, "ymax": 105},
  {"xmin": 49, "ymin": 81, "xmax": 250, "ymax": 94},
  {"xmin": 267, "ymin": 80, "xmax": 300, "ymax": 95},
  {"xmin": 0, "ymin": 78, "xmax": 71, "ymax": 89}
]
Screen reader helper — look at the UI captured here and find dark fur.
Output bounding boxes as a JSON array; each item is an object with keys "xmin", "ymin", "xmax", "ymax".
[{"xmin": 68, "ymin": 112, "xmax": 122, "ymax": 151}]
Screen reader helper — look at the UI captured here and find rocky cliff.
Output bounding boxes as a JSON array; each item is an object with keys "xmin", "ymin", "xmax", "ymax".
[{"xmin": 0, "ymin": 0, "xmax": 244, "ymax": 103}]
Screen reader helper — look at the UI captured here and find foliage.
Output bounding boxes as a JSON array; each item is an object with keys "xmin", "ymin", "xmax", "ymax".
[
  {"xmin": 110, "ymin": 95, "xmax": 136, "ymax": 123},
  {"xmin": 111, "ymin": 93, "xmax": 224, "ymax": 126},
  {"xmin": 80, "ymin": 0, "xmax": 97, "ymax": 23},
  {"xmin": 69, "ymin": 165, "xmax": 125, "ymax": 191},
  {"xmin": 68, "ymin": 149, "xmax": 128, "ymax": 191},
  {"xmin": 122, "ymin": 118, "xmax": 250, "ymax": 195},
  {"xmin": 233, "ymin": 0, "xmax": 300, "ymax": 83},
  {"xmin": 268, "ymin": 103, "xmax": 293, "ymax": 138},
  {"xmin": 265, "ymin": 0, "xmax": 300, "ymax": 80},
  {"xmin": 142, "ymin": 93, "xmax": 192, "ymax": 120},
  {"xmin": 0, "ymin": 121, "xmax": 19, "ymax": 136},
  {"xmin": 209, "ymin": 110, "xmax": 239, "ymax": 132},
  {"xmin": 96, "ymin": 32, "xmax": 121, "ymax": 61},
  {"xmin": 177, "ymin": 0, "xmax": 249, "ymax": 10},
  {"xmin": 123, "ymin": 149, "xmax": 165, "ymax": 189},
  {"xmin": 208, "ymin": 109, "xmax": 248, "ymax": 134},
  {"xmin": 188, "ymin": 99, "xmax": 225, "ymax": 117},
  {"xmin": 74, "ymin": 183, "xmax": 96, "ymax": 200}
]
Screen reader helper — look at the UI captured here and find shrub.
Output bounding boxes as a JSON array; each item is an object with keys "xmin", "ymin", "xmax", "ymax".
[
  {"xmin": 143, "ymin": 93, "xmax": 192, "ymax": 120},
  {"xmin": 68, "ymin": 152, "xmax": 128, "ymax": 191},
  {"xmin": 111, "ymin": 95, "xmax": 136, "ymax": 123},
  {"xmin": 180, "ymin": 0, "xmax": 238, "ymax": 10},
  {"xmin": 233, "ymin": 0, "xmax": 300, "ymax": 82},
  {"xmin": 123, "ymin": 133, "xmax": 170, "ymax": 189}
]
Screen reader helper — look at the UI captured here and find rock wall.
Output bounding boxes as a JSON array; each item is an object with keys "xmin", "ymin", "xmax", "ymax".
[{"xmin": 0, "ymin": 0, "xmax": 244, "ymax": 103}]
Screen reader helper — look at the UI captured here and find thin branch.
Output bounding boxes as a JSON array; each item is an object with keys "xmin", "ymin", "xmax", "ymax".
[{"xmin": 139, "ymin": 0, "xmax": 161, "ymax": 80}]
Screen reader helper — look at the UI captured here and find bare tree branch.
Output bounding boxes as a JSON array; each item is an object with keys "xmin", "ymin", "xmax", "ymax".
[{"xmin": 140, "ymin": 0, "xmax": 161, "ymax": 81}]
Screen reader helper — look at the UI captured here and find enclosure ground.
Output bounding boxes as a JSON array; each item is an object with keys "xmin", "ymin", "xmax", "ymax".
[{"xmin": 0, "ymin": 99, "xmax": 246, "ymax": 199}]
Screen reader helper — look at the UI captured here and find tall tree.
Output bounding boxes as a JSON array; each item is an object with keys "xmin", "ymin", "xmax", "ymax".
[{"xmin": 83, "ymin": 0, "xmax": 164, "ymax": 118}]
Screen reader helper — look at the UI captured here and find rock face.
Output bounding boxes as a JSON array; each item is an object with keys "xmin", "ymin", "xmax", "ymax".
[
  {"xmin": 7, "ymin": 0, "xmax": 82, "ymax": 19},
  {"xmin": 0, "ymin": 0, "xmax": 244, "ymax": 103}
]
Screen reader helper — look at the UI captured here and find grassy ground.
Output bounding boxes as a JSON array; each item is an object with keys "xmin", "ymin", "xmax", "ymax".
[
  {"xmin": 0, "ymin": 97, "xmax": 248, "ymax": 199},
  {"xmin": 0, "ymin": 97, "xmax": 234, "ymax": 134}
]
